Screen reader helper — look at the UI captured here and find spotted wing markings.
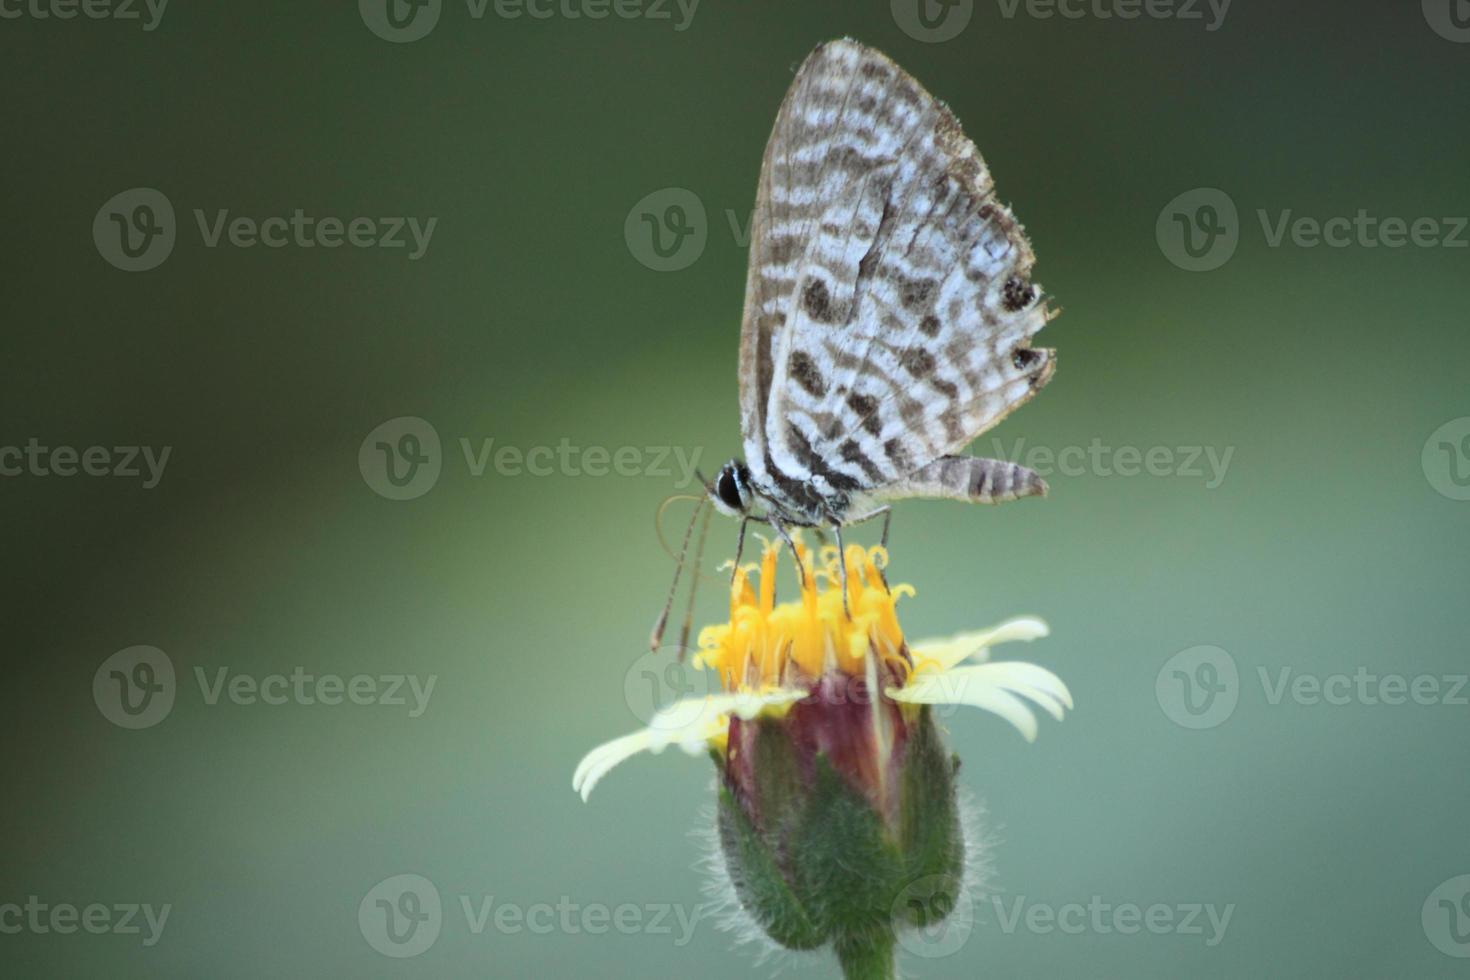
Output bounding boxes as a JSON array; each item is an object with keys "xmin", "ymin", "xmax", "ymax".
[
  {"xmin": 739, "ymin": 39, "xmax": 1055, "ymax": 513},
  {"xmin": 790, "ymin": 47, "xmax": 1053, "ymax": 492},
  {"xmin": 762, "ymin": 46, "xmax": 935, "ymax": 489}
]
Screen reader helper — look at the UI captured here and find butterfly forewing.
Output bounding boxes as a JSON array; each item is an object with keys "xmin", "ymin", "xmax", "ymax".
[{"xmin": 736, "ymin": 39, "xmax": 1055, "ymax": 512}]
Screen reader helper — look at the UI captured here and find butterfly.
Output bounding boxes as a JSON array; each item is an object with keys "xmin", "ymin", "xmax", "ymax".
[{"xmin": 654, "ymin": 38, "xmax": 1056, "ymax": 648}]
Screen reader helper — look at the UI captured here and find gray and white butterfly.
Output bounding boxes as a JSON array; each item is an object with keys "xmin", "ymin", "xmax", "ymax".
[
  {"xmin": 712, "ymin": 38, "xmax": 1055, "ymax": 546},
  {"xmin": 655, "ymin": 39, "xmax": 1057, "ymax": 645}
]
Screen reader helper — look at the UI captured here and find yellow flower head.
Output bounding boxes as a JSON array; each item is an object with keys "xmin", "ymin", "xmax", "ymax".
[
  {"xmin": 573, "ymin": 539, "xmax": 1070, "ymax": 804},
  {"xmin": 696, "ymin": 534, "xmax": 915, "ymax": 691}
]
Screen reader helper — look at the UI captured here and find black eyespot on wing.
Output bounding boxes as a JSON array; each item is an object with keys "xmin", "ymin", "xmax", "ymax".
[
  {"xmin": 1002, "ymin": 275, "xmax": 1036, "ymax": 312},
  {"xmin": 1012, "ymin": 347, "xmax": 1041, "ymax": 371},
  {"xmin": 715, "ymin": 467, "xmax": 743, "ymax": 511}
]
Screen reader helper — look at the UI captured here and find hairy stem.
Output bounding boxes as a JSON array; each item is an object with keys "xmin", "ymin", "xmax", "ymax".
[{"xmin": 834, "ymin": 928, "xmax": 896, "ymax": 980}]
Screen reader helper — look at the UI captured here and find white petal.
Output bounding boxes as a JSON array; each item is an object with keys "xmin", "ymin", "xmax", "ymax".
[
  {"xmin": 887, "ymin": 660, "xmax": 1071, "ymax": 742},
  {"xmin": 572, "ymin": 688, "xmax": 805, "ymax": 801},
  {"xmin": 964, "ymin": 662, "xmax": 1074, "ymax": 715},
  {"xmin": 909, "ymin": 617, "xmax": 1050, "ymax": 672},
  {"xmin": 891, "ymin": 674, "xmax": 1041, "ymax": 741},
  {"xmin": 572, "ymin": 729, "xmax": 660, "ymax": 802}
]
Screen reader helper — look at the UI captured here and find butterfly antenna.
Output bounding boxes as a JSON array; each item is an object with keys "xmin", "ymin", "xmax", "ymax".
[
  {"xmin": 675, "ymin": 498, "xmax": 714, "ymax": 662},
  {"xmin": 650, "ymin": 494, "xmax": 707, "ymax": 652},
  {"xmin": 653, "ymin": 493, "xmax": 705, "ymax": 562}
]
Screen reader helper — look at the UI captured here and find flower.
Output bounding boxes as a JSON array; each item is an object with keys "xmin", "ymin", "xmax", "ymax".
[{"xmin": 573, "ymin": 536, "xmax": 1071, "ymax": 978}]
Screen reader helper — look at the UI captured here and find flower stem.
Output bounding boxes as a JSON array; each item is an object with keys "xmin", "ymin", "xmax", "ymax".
[{"xmin": 834, "ymin": 928, "xmax": 896, "ymax": 980}]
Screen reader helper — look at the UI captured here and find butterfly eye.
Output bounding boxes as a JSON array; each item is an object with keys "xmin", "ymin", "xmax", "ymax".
[{"xmin": 716, "ymin": 466, "xmax": 745, "ymax": 512}]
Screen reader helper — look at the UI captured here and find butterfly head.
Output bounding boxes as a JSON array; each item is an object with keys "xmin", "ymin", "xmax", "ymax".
[{"xmin": 708, "ymin": 459, "xmax": 754, "ymax": 517}]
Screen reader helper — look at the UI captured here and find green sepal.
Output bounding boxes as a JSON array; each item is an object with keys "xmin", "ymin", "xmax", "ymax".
[
  {"xmin": 716, "ymin": 782, "xmax": 826, "ymax": 950},
  {"xmin": 894, "ymin": 706, "xmax": 966, "ymax": 928}
]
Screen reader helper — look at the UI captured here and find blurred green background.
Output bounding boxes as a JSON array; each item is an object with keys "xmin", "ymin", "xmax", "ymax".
[{"xmin": 3, "ymin": 1, "xmax": 1469, "ymax": 977}]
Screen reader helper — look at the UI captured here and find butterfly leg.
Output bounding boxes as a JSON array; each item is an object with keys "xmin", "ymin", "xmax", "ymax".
[
  {"xmin": 769, "ymin": 516, "xmax": 808, "ymax": 592},
  {"xmin": 839, "ymin": 505, "xmax": 893, "ymax": 594},
  {"xmin": 875, "ymin": 507, "xmax": 893, "ymax": 594},
  {"xmin": 832, "ymin": 522, "xmax": 852, "ymax": 620},
  {"xmin": 731, "ymin": 517, "xmax": 748, "ymax": 583}
]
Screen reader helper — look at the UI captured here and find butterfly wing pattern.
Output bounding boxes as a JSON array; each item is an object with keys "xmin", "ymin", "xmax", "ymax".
[{"xmin": 736, "ymin": 39, "xmax": 1055, "ymax": 527}]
